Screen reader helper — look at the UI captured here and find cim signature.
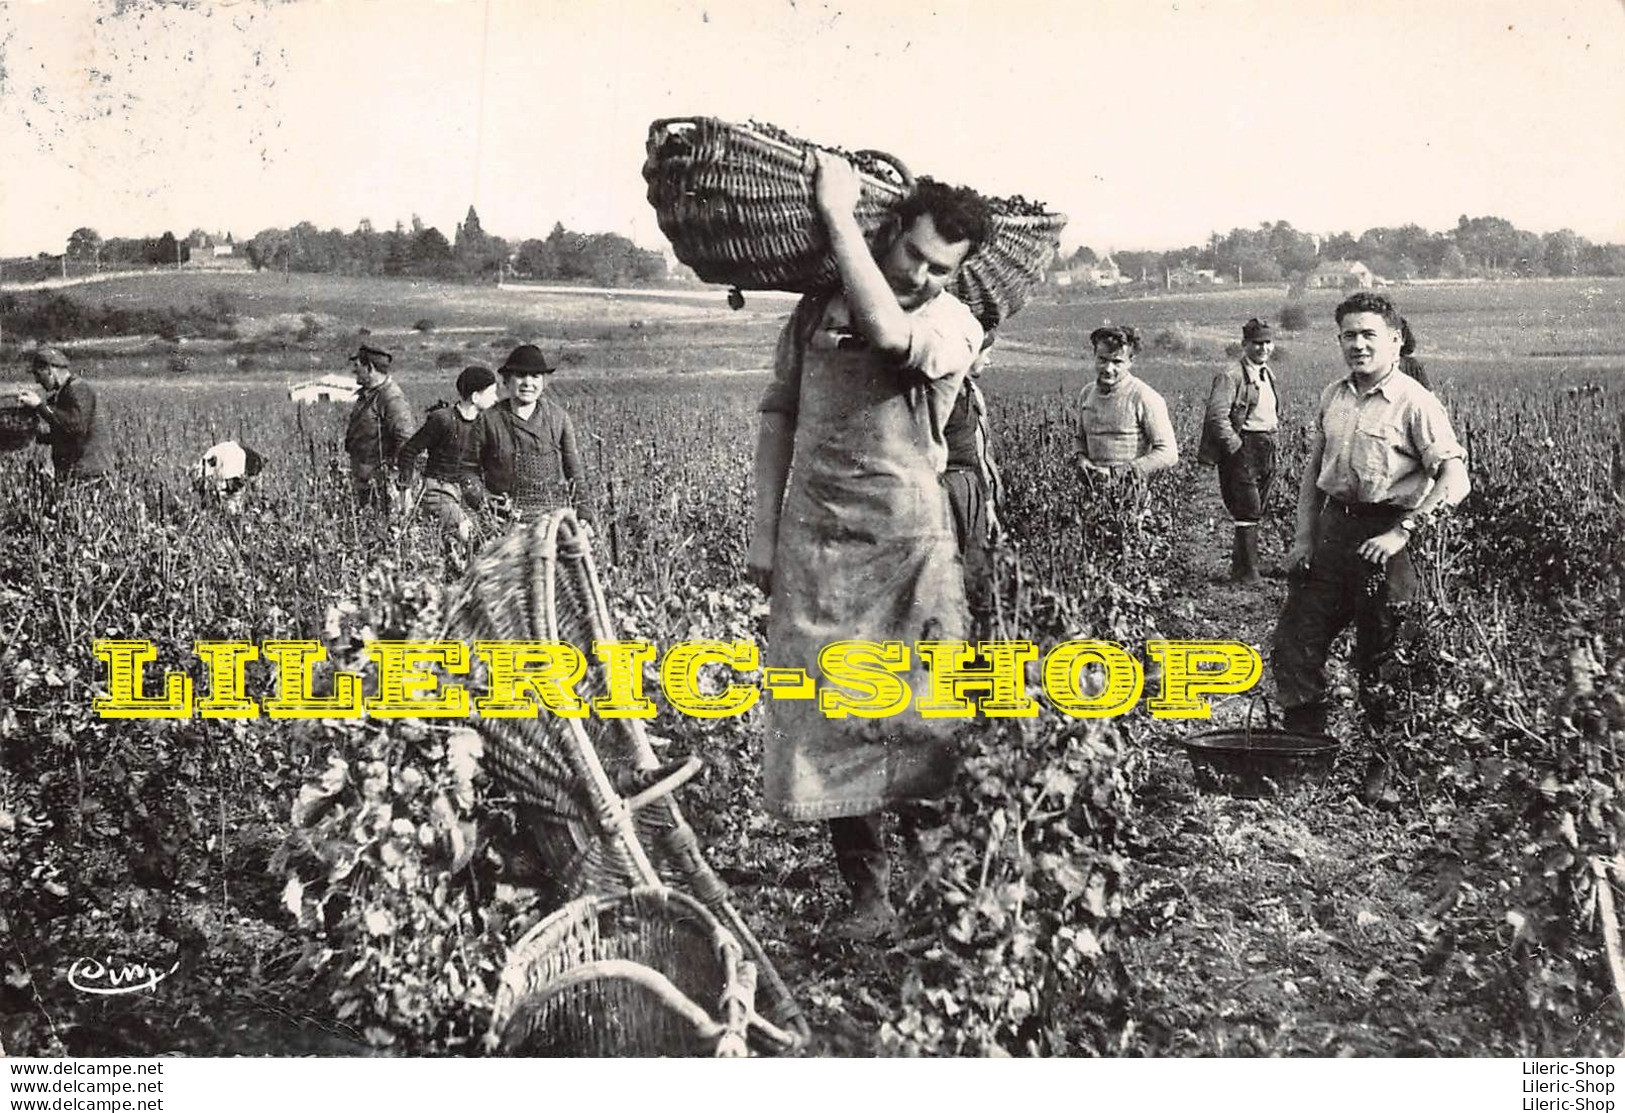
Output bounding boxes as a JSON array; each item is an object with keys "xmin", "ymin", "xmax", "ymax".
[{"xmin": 67, "ymin": 956, "xmax": 180, "ymax": 996}]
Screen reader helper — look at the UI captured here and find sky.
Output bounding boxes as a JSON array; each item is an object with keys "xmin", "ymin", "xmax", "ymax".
[{"xmin": 2, "ymin": 0, "xmax": 1623, "ymax": 259}]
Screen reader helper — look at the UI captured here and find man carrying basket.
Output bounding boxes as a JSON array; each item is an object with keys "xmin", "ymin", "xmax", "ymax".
[{"xmin": 749, "ymin": 151, "xmax": 990, "ymax": 942}]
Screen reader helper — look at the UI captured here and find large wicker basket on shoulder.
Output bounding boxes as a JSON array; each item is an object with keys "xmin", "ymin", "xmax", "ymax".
[
  {"xmin": 444, "ymin": 509, "xmax": 805, "ymax": 1054},
  {"xmin": 643, "ymin": 116, "xmax": 1068, "ymax": 330},
  {"xmin": 491, "ymin": 886, "xmax": 757, "ymax": 1057}
]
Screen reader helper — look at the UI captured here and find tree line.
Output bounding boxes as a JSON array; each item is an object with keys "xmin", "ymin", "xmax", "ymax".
[
  {"xmin": 41, "ymin": 210, "xmax": 1625, "ymax": 290},
  {"xmin": 1063, "ymin": 216, "xmax": 1625, "ymax": 284},
  {"xmin": 54, "ymin": 207, "xmax": 671, "ymax": 286}
]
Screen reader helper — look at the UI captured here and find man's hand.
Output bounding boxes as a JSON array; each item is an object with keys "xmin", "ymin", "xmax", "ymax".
[
  {"xmin": 1357, "ymin": 527, "xmax": 1409, "ymax": 567},
  {"xmin": 17, "ymin": 389, "xmax": 42, "ymax": 408},
  {"xmin": 1283, "ymin": 538, "xmax": 1315, "ymax": 577},
  {"xmin": 812, "ymin": 149, "xmax": 862, "ymax": 222},
  {"xmin": 746, "ymin": 532, "xmax": 776, "ymax": 595}
]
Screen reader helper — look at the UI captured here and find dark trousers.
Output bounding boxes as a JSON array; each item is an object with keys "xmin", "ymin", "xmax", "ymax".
[
  {"xmin": 1218, "ymin": 431, "xmax": 1277, "ymax": 525},
  {"xmin": 1271, "ymin": 501, "xmax": 1419, "ymax": 734},
  {"xmin": 943, "ymin": 468, "xmax": 994, "ymax": 632}
]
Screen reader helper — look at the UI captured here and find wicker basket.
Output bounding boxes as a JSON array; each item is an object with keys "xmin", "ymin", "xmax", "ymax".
[
  {"xmin": 0, "ymin": 402, "xmax": 40, "ymax": 453},
  {"xmin": 643, "ymin": 116, "xmax": 1067, "ymax": 330},
  {"xmin": 491, "ymin": 886, "xmax": 758, "ymax": 1057},
  {"xmin": 443, "ymin": 509, "xmax": 805, "ymax": 1052}
]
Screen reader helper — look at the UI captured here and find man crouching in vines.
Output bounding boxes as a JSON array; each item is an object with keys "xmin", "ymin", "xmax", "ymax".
[
  {"xmin": 1271, "ymin": 292, "xmax": 1469, "ymax": 804},
  {"xmin": 748, "ymin": 153, "xmax": 990, "ymax": 942}
]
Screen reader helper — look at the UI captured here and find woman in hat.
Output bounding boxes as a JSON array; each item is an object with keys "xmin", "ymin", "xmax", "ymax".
[
  {"xmin": 474, "ymin": 344, "xmax": 588, "ymax": 518},
  {"xmin": 398, "ymin": 364, "xmax": 501, "ymax": 564}
]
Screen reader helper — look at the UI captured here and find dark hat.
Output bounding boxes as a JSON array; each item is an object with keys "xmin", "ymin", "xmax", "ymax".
[
  {"xmin": 348, "ymin": 344, "xmax": 393, "ymax": 368},
  {"xmin": 28, "ymin": 346, "xmax": 69, "ymax": 369},
  {"xmin": 1242, "ymin": 318, "xmax": 1273, "ymax": 342},
  {"xmin": 499, "ymin": 344, "xmax": 556, "ymax": 376},
  {"xmin": 455, "ymin": 365, "xmax": 498, "ymax": 398}
]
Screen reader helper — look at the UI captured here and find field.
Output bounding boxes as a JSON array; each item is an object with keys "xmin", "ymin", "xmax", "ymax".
[{"xmin": 2, "ymin": 272, "xmax": 1624, "ymax": 1057}]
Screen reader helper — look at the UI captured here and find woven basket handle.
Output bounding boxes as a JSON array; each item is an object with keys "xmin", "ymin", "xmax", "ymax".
[
  {"xmin": 852, "ymin": 149, "xmax": 913, "ymax": 193},
  {"xmin": 505, "ymin": 958, "xmax": 727, "ymax": 1046}
]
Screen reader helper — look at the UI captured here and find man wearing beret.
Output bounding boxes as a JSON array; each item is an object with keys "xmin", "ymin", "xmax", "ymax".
[
  {"xmin": 346, "ymin": 345, "xmax": 415, "ymax": 514},
  {"xmin": 1198, "ymin": 318, "xmax": 1281, "ymax": 585},
  {"xmin": 17, "ymin": 346, "xmax": 113, "ymax": 486}
]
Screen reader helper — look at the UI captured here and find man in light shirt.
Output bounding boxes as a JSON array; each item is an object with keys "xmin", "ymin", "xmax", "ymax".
[
  {"xmin": 749, "ymin": 154, "xmax": 990, "ymax": 942},
  {"xmin": 1271, "ymin": 293, "xmax": 1469, "ymax": 802},
  {"xmin": 1198, "ymin": 317, "xmax": 1281, "ymax": 585}
]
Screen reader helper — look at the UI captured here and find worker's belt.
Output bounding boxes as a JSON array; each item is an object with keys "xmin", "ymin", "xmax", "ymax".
[{"xmin": 1325, "ymin": 496, "xmax": 1404, "ymax": 519}]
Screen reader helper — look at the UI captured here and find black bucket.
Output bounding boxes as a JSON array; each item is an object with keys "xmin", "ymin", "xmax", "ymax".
[{"xmin": 1181, "ymin": 699, "xmax": 1340, "ymax": 799}]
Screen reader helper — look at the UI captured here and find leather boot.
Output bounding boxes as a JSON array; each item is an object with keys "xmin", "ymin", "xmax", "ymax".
[
  {"xmin": 1234, "ymin": 525, "xmax": 1263, "ymax": 585},
  {"xmin": 830, "ymin": 818, "xmax": 898, "ymax": 943}
]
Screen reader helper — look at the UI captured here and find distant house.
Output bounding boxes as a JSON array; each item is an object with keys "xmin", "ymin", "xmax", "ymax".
[
  {"xmin": 1307, "ymin": 260, "xmax": 1374, "ymax": 289},
  {"xmin": 186, "ymin": 231, "xmax": 248, "ymax": 271},
  {"xmin": 288, "ymin": 373, "xmax": 359, "ymax": 405},
  {"xmin": 1053, "ymin": 253, "xmax": 1126, "ymax": 288},
  {"xmin": 1167, "ymin": 263, "xmax": 1220, "ymax": 288}
]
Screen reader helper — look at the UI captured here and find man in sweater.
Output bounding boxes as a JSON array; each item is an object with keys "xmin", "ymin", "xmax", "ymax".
[{"xmin": 1075, "ymin": 325, "xmax": 1178, "ymax": 477}]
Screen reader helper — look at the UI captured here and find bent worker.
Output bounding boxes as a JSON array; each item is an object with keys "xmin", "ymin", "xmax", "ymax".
[
  {"xmin": 1075, "ymin": 325, "xmax": 1178, "ymax": 476},
  {"xmin": 16, "ymin": 346, "xmax": 112, "ymax": 486},
  {"xmin": 749, "ymin": 153, "xmax": 990, "ymax": 943},
  {"xmin": 1271, "ymin": 292, "xmax": 1469, "ymax": 804},
  {"xmin": 398, "ymin": 364, "xmax": 500, "ymax": 567},
  {"xmin": 345, "ymin": 344, "xmax": 415, "ymax": 513},
  {"xmin": 1197, "ymin": 317, "xmax": 1280, "ymax": 584}
]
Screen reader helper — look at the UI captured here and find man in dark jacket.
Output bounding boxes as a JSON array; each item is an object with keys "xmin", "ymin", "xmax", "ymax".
[
  {"xmin": 1197, "ymin": 318, "xmax": 1280, "ymax": 584},
  {"xmin": 18, "ymin": 346, "xmax": 113, "ymax": 485},
  {"xmin": 345, "ymin": 344, "xmax": 415, "ymax": 512}
]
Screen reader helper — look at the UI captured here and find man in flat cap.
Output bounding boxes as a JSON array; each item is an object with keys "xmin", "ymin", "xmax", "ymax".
[
  {"xmin": 345, "ymin": 344, "xmax": 415, "ymax": 514},
  {"xmin": 17, "ymin": 346, "xmax": 113, "ymax": 486},
  {"xmin": 1198, "ymin": 317, "xmax": 1281, "ymax": 585}
]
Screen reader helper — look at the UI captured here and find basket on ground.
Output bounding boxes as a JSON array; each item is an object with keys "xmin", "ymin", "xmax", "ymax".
[
  {"xmin": 0, "ymin": 403, "xmax": 40, "ymax": 453},
  {"xmin": 643, "ymin": 116, "xmax": 1068, "ymax": 330},
  {"xmin": 445, "ymin": 509, "xmax": 805, "ymax": 1053},
  {"xmin": 491, "ymin": 886, "xmax": 757, "ymax": 1057},
  {"xmin": 1181, "ymin": 700, "xmax": 1340, "ymax": 798}
]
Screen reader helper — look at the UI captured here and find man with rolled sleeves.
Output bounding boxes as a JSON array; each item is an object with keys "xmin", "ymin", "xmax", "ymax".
[
  {"xmin": 749, "ymin": 153, "xmax": 989, "ymax": 942},
  {"xmin": 345, "ymin": 344, "xmax": 415, "ymax": 513},
  {"xmin": 17, "ymin": 346, "xmax": 113, "ymax": 486},
  {"xmin": 1198, "ymin": 318, "xmax": 1280, "ymax": 585},
  {"xmin": 1271, "ymin": 293, "xmax": 1469, "ymax": 801}
]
